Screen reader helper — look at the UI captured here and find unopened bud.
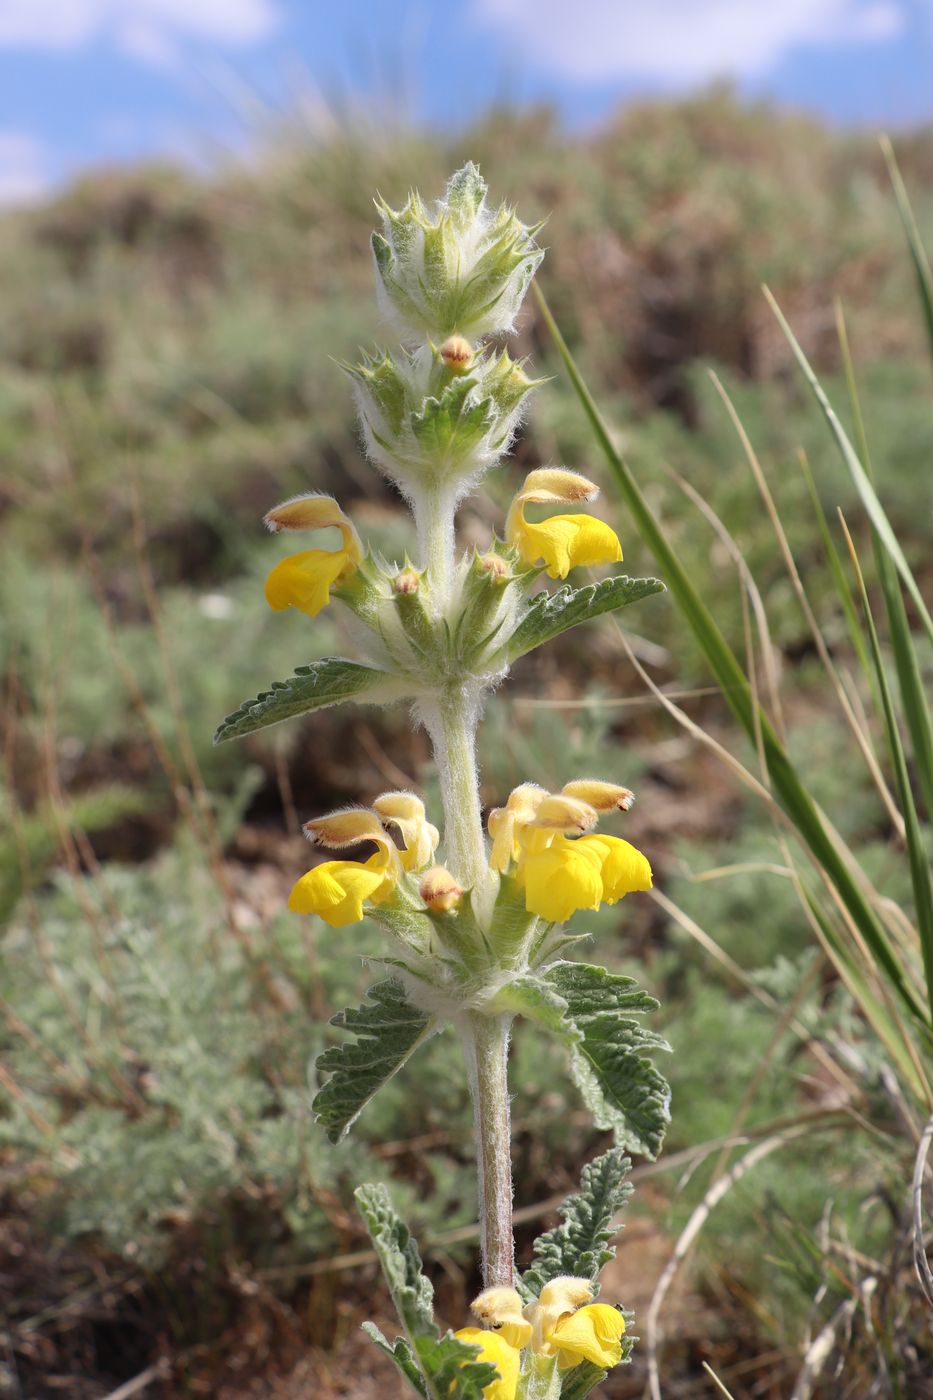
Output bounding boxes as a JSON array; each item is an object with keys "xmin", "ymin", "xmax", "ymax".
[
  {"xmin": 477, "ymin": 553, "xmax": 510, "ymax": 582},
  {"xmin": 393, "ymin": 567, "xmax": 422, "ymax": 595},
  {"xmin": 420, "ymin": 866, "xmax": 463, "ymax": 912},
  {"xmin": 439, "ymin": 335, "xmax": 474, "ymax": 372},
  {"xmin": 562, "ymin": 780, "xmax": 635, "ymax": 812}
]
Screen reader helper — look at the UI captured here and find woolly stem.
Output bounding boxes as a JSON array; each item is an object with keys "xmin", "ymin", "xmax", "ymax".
[
  {"xmin": 416, "ymin": 481, "xmax": 457, "ymax": 602},
  {"xmin": 421, "ymin": 684, "xmax": 489, "ymax": 892},
  {"xmin": 460, "ymin": 1011, "xmax": 515, "ymax": 1289}
]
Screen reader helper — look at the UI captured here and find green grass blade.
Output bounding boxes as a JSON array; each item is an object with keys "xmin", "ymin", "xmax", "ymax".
[
  {"xmin": 836, "ymin": 306, "xmax": 933, "ymax": 824},
  {"xmin": 764, "ymin": 286, "xmax": 933, "ymax": 650},
  {"xmin": 534, "ymin": 281, "xmax": 928, "ymax": 1027},
  {"xmin": 803, "ymin": 888, "xmax": 928, "ymax": 1102},
  {"xmin": 880, "ymin": 135, "xmax": 933, "ymax": 367},
  {"xmin": 796, "ymin": 451, "xmax": 872, "ymax": 683},
  {"xmin": 845, "ymin": 527, "xmax": 933, "ymax": 1022}
]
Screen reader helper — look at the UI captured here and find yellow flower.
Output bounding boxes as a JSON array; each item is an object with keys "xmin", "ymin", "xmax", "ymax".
[
  {"xmin": 470, "ymin": 1287, "xmax": 533, "ymax": 1351},
  {"xmin": 453, "ymin": 1330, "xmax": 519, "ymax": 1400},
  {"xmin": 582, "ymin": 835, "xmax": 653, "ymax": 904},
  {"xmin": 289, "ymin": 807, "xmax": 400, "ymax": 927},
  {"xmin": 263, "ymin": 493, "xmax": 363, "ymax": 619},
  {"xmin": 519, "ymin": 834, "xmax": 605, "ymax": 922},
  {"xmin": 506, "ymin": 468, "xmax": 622, "ymax": 579},
  {"xmin": 287, "ymin": 852, "xmax": 393, "ymax": 928},
  {"xmin": 519, "ymin": 834, "xmax": 651, "ymax": 922},
  {"xmin": 550, "ymin": 1304, "xmax": 625, "ymax": 1371},
  {"xmin": 373, "ymin": 791, "xmax": 439, "ymax": 871},
  {"xmin": 524, "ymin": 1278, "xmax": 625, "ymax": 1373},
  {"xmin": 487, "ymin": 784, "xmax": 547, "ymax": 872}
]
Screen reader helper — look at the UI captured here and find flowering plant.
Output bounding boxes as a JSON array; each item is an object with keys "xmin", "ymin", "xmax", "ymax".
[{"xmin": 216, "ymin": 163, "xmax": 670, "ymax": 1400}]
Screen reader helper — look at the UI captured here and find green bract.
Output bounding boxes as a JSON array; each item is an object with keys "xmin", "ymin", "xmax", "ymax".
[
  {"xmin": 372, "ymin": 163, "xmax": 544, "ymax": 343},
  {"xmin": 348, "ymin": 344, "xmax": 540, "ymax": 499}
]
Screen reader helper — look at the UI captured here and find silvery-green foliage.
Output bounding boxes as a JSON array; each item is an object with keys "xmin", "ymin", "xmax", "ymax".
[
  {"xmin": 371, "ymin": 162, "xmax": 544, "ymax": 343},
  {"xmin": 349, "ymin": 344, "xmax": 539, "ymax": 499}
]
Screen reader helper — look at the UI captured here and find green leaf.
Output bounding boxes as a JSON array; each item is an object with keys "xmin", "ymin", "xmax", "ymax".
[
  {"xmin": 313, "ymin": 979, "xmax": 435, "ymax": 1143},
  {"xmin": 849, "ymin": 553, "xmax": 933, "ymax": 1021},
  {"xmin": 545, "ymin": 962, "xmax": 671, "ymax": 1159},
  {"xmin": 414, "ymin": 1333, "xmax": 501, "ymax": 1400},
  {"xmin": 504, "ymin": 575, "xmax": 664, "ymax": 662},
  {"xmin": 558, "ymin": 1362, "xmax": 609, "ymax": 1399},
  {"xmin": 355, "ymin": 1182, "xmax": 436, "ymax": 1340},
  {"xmin": 362, "ymin": 1323, "xmax": 428, "ymax": 1398},
  {"xmin": 213, "ymin": 657, "xmax": 403, "ymax": 743},
  {"xmin": 881, "ymin": 135, "xmax": 933, "ymax": 370},
  {"xmin": 522, "ymin": 1147, "xmax": 633, "ymax": 1297},
  {"xmin": 493, "ymin": 974, "xmax": 579, "ymax": 1039},
  {"xmin": 558, "ymin": 1340, "xmax": 635, "ymax": 1399}
]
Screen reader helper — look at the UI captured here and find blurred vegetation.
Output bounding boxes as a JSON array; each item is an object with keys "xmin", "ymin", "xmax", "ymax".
[{"xmin": 1, "ymin": 92, "xmax": 931, "ymax": 1397}]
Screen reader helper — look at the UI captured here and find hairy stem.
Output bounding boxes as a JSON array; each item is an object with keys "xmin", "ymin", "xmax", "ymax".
[
  {"xmin": 422, "ymin": 685, "xmax": 489, "ymax": 892},
  {"xmin": 416, "ymin": 481, "xmax": 457, "ymax": 602},
  {"xmin": 460, "ymin": 1011, "xmax": 515, "ymax": 1289}
]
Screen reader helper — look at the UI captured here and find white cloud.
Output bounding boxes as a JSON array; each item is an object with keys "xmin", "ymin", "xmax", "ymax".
[
  {"xmin": 0, "ymin": 131, "xmax": 49, "ymax": 204},
  {"xmin": 0, "ymin": 0, "xmax": 280, "ymax": 66},
  {"xmin": 471, "ymin": 0, "xmax": 905, "ymax": 85}
]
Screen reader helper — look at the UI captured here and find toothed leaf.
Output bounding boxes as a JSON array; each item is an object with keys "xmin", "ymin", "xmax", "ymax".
[
  {"xmin": 505, "ymin": 575, "xmax": 665, "ymax": 662},
  {"xmin": 213, "ymin": 657, "xmax": 404, "ymax": 742},
  {"xmin": 362, "ymin": 1324, "xmax": 427, "ymax": 1397},
  {"xmin": 355, "ymin": 1183, "xmax": 436, "ymax": 1339},
  {"xmin": 545, "ymin": 962, "xmax": 671, "ymax": 1160},
  {"xmin": 414, "ymin": 1333, "xmax": 501, "ymax": 1400},
  {"xmin": 313, "ymin": 979, "xmax": 435, "ymax": 1142},
  {"xmin": 521, "ymin": 1147, "xmax": 633, "ymax": 1297}
]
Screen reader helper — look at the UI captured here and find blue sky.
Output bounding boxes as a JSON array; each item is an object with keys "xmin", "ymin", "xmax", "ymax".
[{"xmin": 1, "ymin": 0, "xmax": 932, "ymax": 202}]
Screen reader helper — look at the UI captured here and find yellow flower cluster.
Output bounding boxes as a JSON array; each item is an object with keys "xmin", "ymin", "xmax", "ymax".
[
  {"xmin": 288, "ymin": 794, "xmax": 439, "ymax": 928},
  {"xmin": 259, "ymin": 466, "xmax": 622, "ymax": 634},
  {"xmin": 488, "ymin": 780, "xmax": 651, "ymax": 922},
  {"xmin": 454, "ymin": 1277, "xmax": 626, "ymax": 1398}
]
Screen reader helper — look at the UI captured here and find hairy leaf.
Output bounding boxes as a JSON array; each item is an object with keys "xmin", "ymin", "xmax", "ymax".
[
  {"xmin": 559, "ymin": 1339, "xmax": 635, "ymax": 1400},
  {"xmin": 313, "ymin": 979, "xmax": 435, "ymax": 1143},
  {"xmin": 355, "ymin": 1183, "xmax": 436, "ymax": 1340},
  {"xmin": 362, "ymin": 1323, "xmax": 427, "ymax": 1398},
  {"xmin": 504, "ymin": 575, "xmax": 664, "ymax": 662},
  {"xmin": 546, "ymin": 962, "xmax": 671, "ymax": 1159},
  {"xmin": 213, "ymin": 657, "xmax": 403, "ymax": 743},
  {"xmin": 493, "ymin": 974, "xmax": 579, "ymax": 1039},
  {"xmin": 559, "ymin": 1361, "xmax": 609, "ymax": 1400},
  {"xmin": 414, "ymin": 1333, "xmax": 501, "ymax": 1400},
  {"xmin": 522, "ymin": 1147, "xmax": 633, "ymax": 1296}
]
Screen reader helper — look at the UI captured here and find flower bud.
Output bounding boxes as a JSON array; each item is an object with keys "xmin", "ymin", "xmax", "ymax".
[
  {"xmin": 419, "ymin": 866, "xmax": 463, "ymax": 912},
  {"xmin": 439, "ymin": 335, "xmax": 475, "ymax": 372},
  {"xmin": 392, "ymin": 567, "xmax": 422, "ymax": 595},
  {"xmin": 477, "ymin": 552, "xmax": 511, "ymax": 582}
]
